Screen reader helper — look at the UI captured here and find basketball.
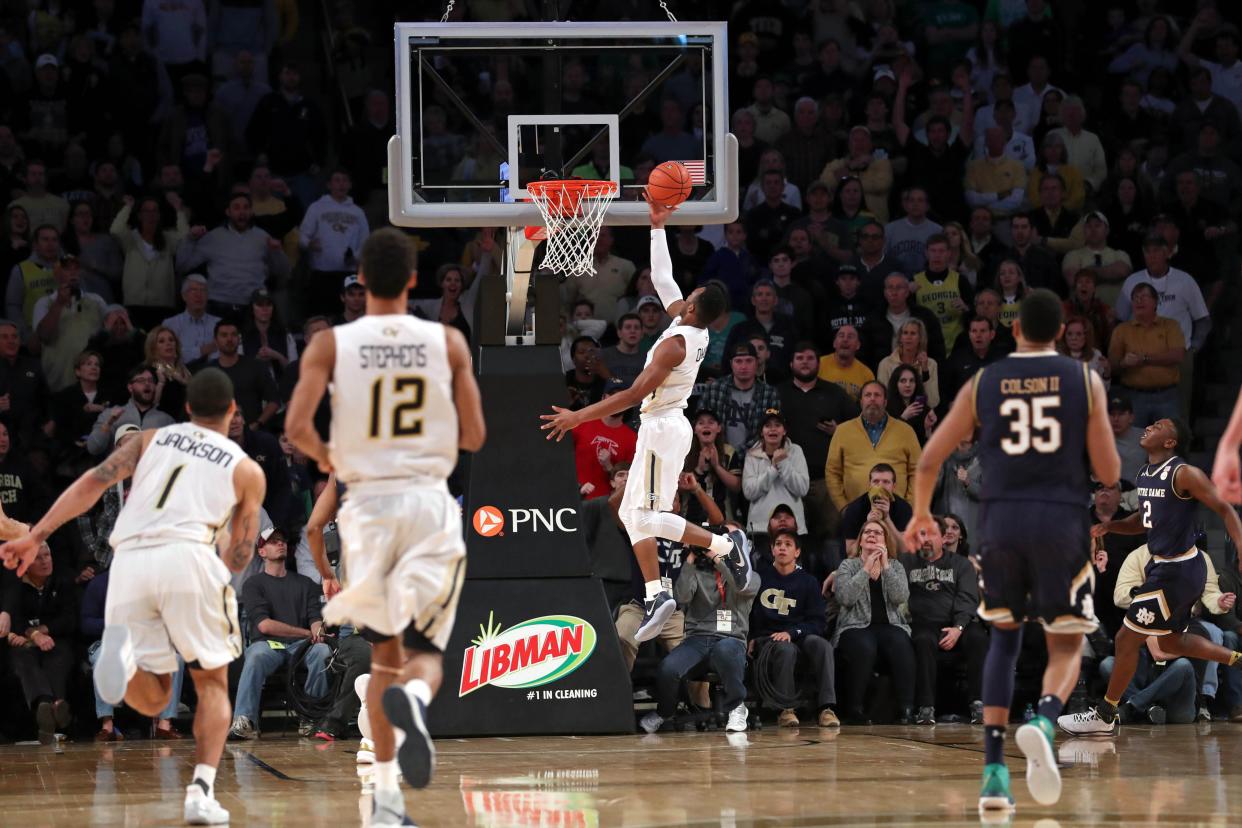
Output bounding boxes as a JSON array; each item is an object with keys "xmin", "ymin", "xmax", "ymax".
[{"xmin": 646, "ymin": 161, "xmax": 694, "ymax": 207}]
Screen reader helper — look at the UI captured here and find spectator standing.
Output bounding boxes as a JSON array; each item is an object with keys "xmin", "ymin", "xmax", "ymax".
[
  {"xmin": 826, "ymin": 381, "xmax": 921, "ymax": 510},
  {"xmin": 699, "ymin": 343, "xmax": 780, "ymax": 454},
  {"xmin": 701, "ymin": 222, "xmax": 757, "ymax": 312},
  {"xmin": 1179, "ymin": 10, "xmax": 1242, "ymax": 117},
  {"xmin": 155, "ymin": 73, "xmax": 231, "ymax": 186},
  {"xmin": 933, "ymin": 437, "xmax": 982, "ymax": 542},
  {"xmin": 142, "ymin": 0, "xmax": 207, "ymax": 86},
  {"xmin": 176, "ymin": 193, "xmax": 290, "ymax": 319},
  {"xmin": 820, "ymin": 128, "xmax": 894, "ymax": 223},
  {"xmin": 1107, "ymin": 396, "xmax": 1146, "ymax": 483},
  {"xmin": 1170, "ymin": 67, "xmax": 1242, "ymax": 156},
  {"xmin": 110, "ymin": 195, "xmax": 189, "ymax": 331},
  {"xmin": 744, "ymin": 170, "xmax": 802, "ymax": 262},
  {"xmin": 944, "ymin": 316, "xmax": 1001, "ymax": 398},
  {"xmin": 833, "ymin": 519, "xmax": 915, "ymax": 724},
  {"xmin": 1048, "ymin": 97, "xmax": 1107, "ymax": 193},
  {"xmin": 298, "ymin": 169, "xmax": 369, "ymax": 318},
  {"xmin": 598, "ymin": 315, "xmax": 645, "ymax": 386},
  {"xmin": 749, "ymin": 530, "xmax": 839, "ymax": 728},
  {"xmin": 32, "ymin": 255, "xmax": 108, "ymax": 392},
  {"xmin": 775, "ymin": 97, "xmax": 834, "ymax": 193},
  {"xmin": 964, "ymin": 128, "xmax": 1027, "ymax": 224},
  {"xmin": 766, "ymin": 247, "xmax": 816, "ymax": 338},
  {"xmin": 824, "ymin": 265, "xmax": 871, "ymax": 345},
  {"xmin": 885, "ymin": 188, "xmax": 943, "ymax": 278},
  {"xmin": 1113, "ymin": 237, "xmax": 1211, "ymax": 353},
  {"xmin": 816, "ymin": 325, "xmax": 874, "ymax": 402},
  {"xmin": 1108, "ymin": 282, "xmax": 1185, "ymax": 426},
  {"xmin": 9, "ymin": 161, "xmax": 68, "ymax": 234},
  {"xmin": 230, "ymin": 528, "xmax": 331, "ymax": 739},
  {"xmin": 342, "ymin": 90, "xmax": 394, "ymax": 225},
  {"xmin": 1006, "ymin": 214, "xmax": 1060, "ymax": 294},
  {"xmin": 5, "ymin": 223, "xmax": 59, "ymax": 337},
  {"xmin": 192, "ymin": 321, "xmax": 279, "ymax": 429},
  {"xmin": 84, "ymin": 364, "xmax": 175, "ymax": 456},
  {"xmin": 1061, "ymin": 213, "xmax": 1131, "ymax": 307},
  {"xmin": 900, "ymin": 522, "xmax": 987, "ymax": 725},
  {"xmin": 214, "ymin": 51, "xmax": 273, "ymax": 155},
  {"xmin": 572, "ymin": 379, "xmax": 636, "ymax": 500},
  {"xmin": 861, "ymin": 273, "xmax": 947, "ymax": 368},
  {"xmin": 208, "ymin": 0, "xmax": 278, "ymax": 85},
  {"xmin": 246, "ymin": 61, "xmax": 329, "ymax": 209},
  {"xmin": 724, "ymin": 281, "xmax": 799, "ymax": 382},
  {"xmin": 742, "ymin": 410, "xmax": 810, "ymax": 536},
  {"xmin": 63, "ymin": 202, "xmax": 120, "ymax": 302},
  {"xmin": 160, "ymin": 275, "xmax": 220, "ymax": 364},
  {"xmin": 3, "ymin": 542, "xmax": 76, "ymax": 743},
  {"xmin": 914, "ymin": 234, "xmax": 974, "ymax": 353},
  {"xmin": 893, "ymin": 71, "xmax": 975, "ymax": 224},
  {"xmin": 852, "ymin": 222, "xmax": 904, "ymax": 309}
]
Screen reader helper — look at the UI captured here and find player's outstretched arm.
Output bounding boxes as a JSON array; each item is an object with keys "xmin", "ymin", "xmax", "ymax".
[
  {"xmin": 1212, "ymin": 391, "xmax": 1242, "ymax": 504},
  {"xmin": 1178, "ymin": 464, "xmax": 1242, "ymax": 555},
  {"xmin": 286, "ymin": 328, "xmax": 336, "ymax": 473},
  {"xmin": 1, "ymin": 430, "xmax": 152, "ymax": 576},
  {"xmin": 306, "ymin": 473, "xmax": 340, "ymax": 596},
  {"xmin": 647, "ymin": 196, "xmax": 686, "ymax": 318},
  {"xmin": 541, "ymin": 335, "xmax": 683, "ymax": 441},
  {"xmin": 903, "ymin": 381, "xmax": 977, "ymax": 553},
  {"xmin": 222, "ymin": 459, "xmax": 267, "ymax": 574},
  {"xmin": 446, "ymin": 326, "xmax": 486, "ymax": 452},
  {"xmin": 1092, "ymin": 510, "xmax": 1144, "ymax": 537},
  {"xmin": 1085, "ymin": 370, "xmax": 1121, "ymax": 489}
]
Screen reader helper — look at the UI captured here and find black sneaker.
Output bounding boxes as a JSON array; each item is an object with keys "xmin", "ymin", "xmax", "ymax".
[
  {"xmin": 916, "ymin": 706, "xmax": 936, "ymax": 725},
  {"xmin": 970, "ymin": 700, "xmax": 984, "ymax": 725},
  {"xmin": 381, "ymin": 684, "xmax": 436, "ymax": 789},
  {"xmin": 634, "ymin": 591, "xmax": 676, "ymax": 643},
  {"xmin": 722, "ymin": 528, "xmax": 752, "ymax": 589}
]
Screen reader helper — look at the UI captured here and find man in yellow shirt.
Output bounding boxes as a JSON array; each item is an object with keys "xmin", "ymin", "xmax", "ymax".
[
  {"xmin": 817, "ymin": 325, "xmax": 875, "ymax": 400},
  {"xmin": 825, "ymin": 381, "xmax": 922, "ymax": 509}
]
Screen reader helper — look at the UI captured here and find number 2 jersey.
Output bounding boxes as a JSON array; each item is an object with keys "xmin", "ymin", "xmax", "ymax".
[
  {"xmin": 329, "ymin": 314, "xmax": 458, "ymax": 486},
  {"xmin": 1136, "ymin": 456, "xmax": 1198, "ymax": 557},
  {"xmin": 109, "ymin": 423, "xmax": 247, "ymax": 550},
  {"xmin": 974, "ymin": 350, "xmax": 1092, "ymax": 506}
]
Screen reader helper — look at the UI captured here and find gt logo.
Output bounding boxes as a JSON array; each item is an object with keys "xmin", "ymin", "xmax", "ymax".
[{"xmin": 760, "ymin": 588, "xmax": 798, "ymax": 616}]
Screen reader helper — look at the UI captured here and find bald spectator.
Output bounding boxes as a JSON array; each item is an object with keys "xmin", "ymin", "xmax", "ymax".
[
  {"xmin": 825, "ymin": 381, "xmax": 921, "ymax": 510},
  {"xmin": 161, "ymin": 275, "xmax": 222, "ymax": 362},
  {"xmin": 817, "ymin": 325, "xmax": 875, "ymax": 402},
  {"xmin": 32, "ymin": 255, "xmax": 108, "ymax": 392},
  {"xmin": 1108, "ymin": 282, "xmax": 1185, "ymax": 427}
]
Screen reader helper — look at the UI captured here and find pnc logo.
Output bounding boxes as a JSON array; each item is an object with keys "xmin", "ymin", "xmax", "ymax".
[
  {"xmin": 473, "ymin": 506, "xmax": 505, "ymax": 537},
  {"xmin": 471, "ymin": 506, "xmax": 577, "ymax": 537}
]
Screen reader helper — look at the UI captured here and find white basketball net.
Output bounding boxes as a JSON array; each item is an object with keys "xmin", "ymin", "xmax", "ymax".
[{"xmin": 526, "ymin": 180, "xmax": 619, "ymax": 278}]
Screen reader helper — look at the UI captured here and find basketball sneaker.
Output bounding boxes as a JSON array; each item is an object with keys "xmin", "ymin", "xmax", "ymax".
[
  {"xmin": 977, "ymin": 762, "xmax": 1015, "ymax": 814},
  {"xmin": 1056, "ymin": 706, "xmax": 1117, "ymax": 736},
  {"xmin": 371, "ymin": 790, "xmax": 416, "ymax": 827},
  {"xmin": 639, "ymin": 712, "xmax": 664, "ymax": 734},
  {"xmin": 722, "ymin": 528, "xmax": 752, "ymax": 589},
  {"xmin": 1015, "ymin": 715, "xmax": 1061, "ymax": 806},
  {"xmin": 634, "ymin": 591, "xmax": 676, "ymax": 643},
  {"xmin": 382, "ymin": 683, "xmax": 436, "ymax": 789},
  {"xmin": 184, "ymin": 783, "xmax": 229, "ymax": 825},
  {"xmin": 726, "ymin": 704, "xmax": 748, "ymax": 732},
  {"xmin": 94, "ymin": 625, "xmax": 136, "ymax": 706},
  {"xmin": 357, "ymin": 737, "xmax": 376, "ymax": 764}
]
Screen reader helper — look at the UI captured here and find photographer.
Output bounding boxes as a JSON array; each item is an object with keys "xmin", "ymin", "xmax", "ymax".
[
  {"xmin": 840, "ymin": 464, "xmax": 912, "ymax": 559},
  {"xmin": 749, "ymin": 530, "xmax": 839, "ymax": 728},
  {"xmin": 899, "ymin": 517, "xmax": 987, "ymax": 725},
  {"xmin": 640, "ymin": 522, "xmax": 759, "ymax": 735}
]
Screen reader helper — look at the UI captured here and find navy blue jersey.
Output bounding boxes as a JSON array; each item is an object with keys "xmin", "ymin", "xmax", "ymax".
[
  {"xmin": 1136, "ymin": 457, "xmax": 1199, "ymax": 557},
  {"xmin": 974, "ymin": 352, "xmax": 1092, "ymax": 506}
]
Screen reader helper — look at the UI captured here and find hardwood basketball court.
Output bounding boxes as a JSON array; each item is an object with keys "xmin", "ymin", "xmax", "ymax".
[{"xmin": 2, "ymin": 724, "xmax": 1236, "ymax": 826}]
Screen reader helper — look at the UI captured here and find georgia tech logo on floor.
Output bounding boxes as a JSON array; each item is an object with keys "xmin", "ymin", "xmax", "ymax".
[
  {"xmin": 459, "ymin": 612, "xmax": 596, "ymax": 696},
  {"xmin": 471, "ymin": 505, "xmax": 577, "ymax": 537}
]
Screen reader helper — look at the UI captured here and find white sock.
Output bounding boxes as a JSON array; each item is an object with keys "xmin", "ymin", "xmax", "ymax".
[
  {"xmin": 375, "ymin": 759, "xmax": 400, "ymax": 792},
  {"xmin": 644, "ymin": 579, "xmax": 663, "ymax": 601},
  {"xmin": 192, "ymin": 764, "xmax": 216, "ymax": 798},
  {"xmin": 405, "ymin": 678, "xmax": 432, "ymax": 708},
  {"xmin": 708, "ymin": 533, "xmax": 733, "ymax": 557}
]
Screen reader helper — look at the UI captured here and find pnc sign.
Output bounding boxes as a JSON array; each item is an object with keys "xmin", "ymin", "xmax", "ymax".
[
  {"xmin": 459, "ymin": 613, "xmax": 597, "ymax": 696},
  {"xmin": 471, "ymin": 506, "xmax": 577, "ymax": 537}
]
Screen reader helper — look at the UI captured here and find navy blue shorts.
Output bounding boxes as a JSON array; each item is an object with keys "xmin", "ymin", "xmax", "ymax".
[
  {"xmin": 975, "ymin": 501, "xmax": 1098, "ymax": 633},
  {"xmin": 1124, "ymin": 547, "xmax": 1207, "ymax": 636}
]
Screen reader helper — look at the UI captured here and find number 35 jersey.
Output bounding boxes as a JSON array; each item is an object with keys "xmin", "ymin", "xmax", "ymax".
[
  {"xmin": 110, "ymin": 423, "xmax": 247, "ymax": 550},
  {"xmin": 973, "ymin": 350, "xmax": 1092, "ymax": 506},
  {"xmin": 329, "ymin": 315, "xmax": 458, "ymax": 486}
]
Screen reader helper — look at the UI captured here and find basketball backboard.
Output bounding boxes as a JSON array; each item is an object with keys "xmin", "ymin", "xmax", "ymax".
[{"xmin": 388, "ymin": 20, "xmax": 736, "ymax": 228}]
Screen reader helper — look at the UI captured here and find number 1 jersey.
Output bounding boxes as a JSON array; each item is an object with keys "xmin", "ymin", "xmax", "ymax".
[
  {"xmin": 329, "ymin": 315, "xmax": 458, "ymax": 486},
  {"xmin": 973, "ymin": 350, "xmax": 1092, "ymax": 506}
]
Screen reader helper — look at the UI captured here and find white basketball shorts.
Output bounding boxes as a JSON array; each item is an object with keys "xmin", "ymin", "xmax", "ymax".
[
  {"xmin": 621, "ymin": 413, "xmax": 692, "ymax": 517},
  {"xmin": 106, "ymin": 543, "xmax": 242, "ymax": 673},
  {"xmin": 325, "ymin": 483, "xmax": 466, "ymax": 651}
]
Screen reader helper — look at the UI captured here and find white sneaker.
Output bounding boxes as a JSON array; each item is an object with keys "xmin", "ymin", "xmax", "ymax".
[
  {"xmin": 639, "ymin": 712, "xmax": 664, "ymax": 734},
  {"xmin": 357, "ymin": 737, "xmax": 375, "ymax": 764},
  {"xmin": 1056, "ymin": 707, "xmax": 1117, "ymax": 736},
  {"xmin": 94, "ymin": 625, "xmax": 136, "ymax": 706},
  {"xmin": 725, "ymin": 704, "xmax": 748, "ymax": 732},
  {"xmin": 184, "ymin": 785, "xmax": 229, "ymax": 825},
  {"xmin": 1015, "ymin": 719, "xmax": 1061, "ymax": 806}
]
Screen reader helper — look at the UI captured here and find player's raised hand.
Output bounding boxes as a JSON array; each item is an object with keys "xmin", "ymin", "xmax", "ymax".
[
  {"xmin": 643, "ymin": 190, "xmax": 677, "ymax": 227},
  {"xmin": 1212, "ymin": 448, "xmax": 1242, "ymax": 505},
  {"xmin": 540, "ymin": 406, "xmax": 580, "ymax": 442},
  {"xmin": 902, "ymin": 512, "xmax": 941, "ymax": 554}
]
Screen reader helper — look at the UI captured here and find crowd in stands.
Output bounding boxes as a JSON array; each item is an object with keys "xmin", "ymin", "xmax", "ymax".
[{"xmin": 1, "ymin": 0, "xmax": 1242, "ymax": 742}]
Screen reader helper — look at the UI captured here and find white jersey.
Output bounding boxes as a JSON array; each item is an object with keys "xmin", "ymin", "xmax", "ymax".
[
  {"xmin": 110, "ymin": 422, "xmax": 246, "ymax": 551},
  {"xmin": 639, "ymin": 316, "xmax": 709, "ymax": 419},
  {"xmin": 329, "ymin": 314, "xmax": 458, "ymax": 486}
]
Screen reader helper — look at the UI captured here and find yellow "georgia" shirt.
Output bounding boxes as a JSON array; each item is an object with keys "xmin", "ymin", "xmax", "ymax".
[{"xmin": 914, "ymin": 269, "xmax": 965, "ymax": 351}]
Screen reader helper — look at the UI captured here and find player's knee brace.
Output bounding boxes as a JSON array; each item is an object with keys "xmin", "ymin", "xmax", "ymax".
[
  {"xmin": 621, "ymin": 509, "xmax": 688, "ymax": 543},
  {"xmin": 982, "ymin": 626, "xmax": 1024, "ymax": 709}
]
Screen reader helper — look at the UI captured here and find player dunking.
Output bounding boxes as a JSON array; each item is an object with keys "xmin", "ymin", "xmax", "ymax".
[
  {"xmin": 2, "ymin": 369, "xmax": 266, "ymax": 825},
  {"xmin": 1058, "ymin": 418, "xmax": 1242, "ymax": 735},
  {"xmin": 542, "ymin": 199, "xmax": 749, "ymax": 642},
  {"xmin": 903, "ymin": 289, "xmax": 1120, "ymax": 816},
  {"xmin": 286, "ymin": 228, "xmax": 486, "ymax": 828}
]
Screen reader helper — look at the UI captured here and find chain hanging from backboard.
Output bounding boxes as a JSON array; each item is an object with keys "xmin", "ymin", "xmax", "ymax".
[
  {"xmin": 658, "ymin": 0, "xmax": 678, "ymax": 22},
  {"xmin": 440, "ymin": 0, "xmax": 455, "ymax": 23}
]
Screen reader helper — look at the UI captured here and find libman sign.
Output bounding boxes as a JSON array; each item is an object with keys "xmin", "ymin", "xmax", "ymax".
[{"xmin": 459, "ymin": 613, "xmax": 597, "ymax": 696}]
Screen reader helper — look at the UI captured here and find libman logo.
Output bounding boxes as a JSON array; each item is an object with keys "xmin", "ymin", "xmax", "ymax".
[{"xmin": 459, "ymin": 612, "xmax": 596, "ymax": 697}]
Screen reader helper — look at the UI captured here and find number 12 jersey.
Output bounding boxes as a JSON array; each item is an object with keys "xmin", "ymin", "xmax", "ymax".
[{"xmin": 330, "ymin": 315, "xmax": 458, "ymax": 485}]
